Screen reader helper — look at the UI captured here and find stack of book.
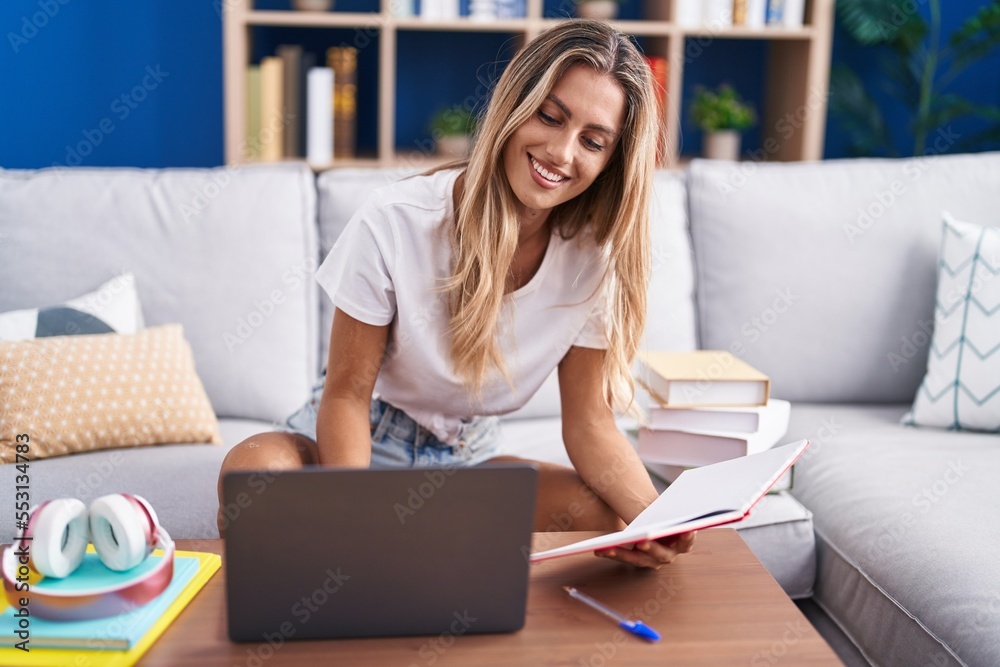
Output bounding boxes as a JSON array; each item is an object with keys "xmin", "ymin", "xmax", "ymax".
[
  {"xmin": 0, "ymin": 548, "xmax": 220, "ymax": 666},
  {"xmin": 676, "ymin": 0, "xmax": 805, "ymax": 29},
  {"xmin": 246, "ymin": 44, "xmax": 358, "ymax": 167},
  {"xmin": 633, "ymin": 350, "xmax": 793, "ymax": 491}
]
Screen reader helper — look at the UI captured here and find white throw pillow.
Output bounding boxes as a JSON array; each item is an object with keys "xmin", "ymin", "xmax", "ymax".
[
  {"xmin": 0, "ymin": 273, "xmax": 144, "ymax": 341},
  {"xmin": 904, "ymin": 213, "xmax": 1000, "ymax": 432}
]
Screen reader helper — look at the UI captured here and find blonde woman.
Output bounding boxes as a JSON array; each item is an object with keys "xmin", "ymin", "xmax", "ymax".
[{"xmin": 219, "ymin": 19, "xmax": 694, "ymax": 569}]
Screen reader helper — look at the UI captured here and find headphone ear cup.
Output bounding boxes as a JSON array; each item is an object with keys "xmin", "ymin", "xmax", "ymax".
[
  {"xmin": 89, "ymin": 495, "xmax": 152, "ymax": 572},
  {"xmin": 30, "ymin": 499, "xmax": 89, "ymax": 579}
]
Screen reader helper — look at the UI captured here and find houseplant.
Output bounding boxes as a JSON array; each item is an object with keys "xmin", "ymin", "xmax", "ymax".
[
  {"xmin": 429, "ymin": 106, "xmax": 477, "ymax": 157},
  {"xmin": 689, "ymin": 84, "xmax": 757, "ymax": 160},
  {"xmin": 831, "ymin": 0, "xmax": 1000, "ymax": 156},
  {"xmin": 573, "ymin": 0, "xmax": 624, "ymax": 20}
]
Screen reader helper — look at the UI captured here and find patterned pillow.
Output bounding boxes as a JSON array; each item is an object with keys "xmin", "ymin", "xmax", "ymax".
[
  {"xmin": 904, "ymin": 213, "xmax": 1000, "ymax": 432},
  {"xmin": 0, "ymin": 273, "xmax": 144, "ymax": 341},
  {"xmin": 0, "ymin": 324, "xmax": 222, "ymax": 462}
]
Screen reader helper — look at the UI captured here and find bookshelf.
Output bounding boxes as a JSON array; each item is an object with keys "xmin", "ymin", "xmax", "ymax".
[{"xmin": 223, "ymin": 0, "xmax": 834, "ymax": 170}]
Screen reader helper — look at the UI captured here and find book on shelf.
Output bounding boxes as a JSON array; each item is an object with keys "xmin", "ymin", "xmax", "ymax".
[
  {"xmin": 766, "ymin": 0, "xmax": 784, "ymax": 25},
  {"xmin": 745, "ymin": 0, "xmax": 768, "ymax": 28},
  {"xmin": 636, "ymin": 350, "xmax": 770, "ymax": 408},
  {"xmin": 299, "ymin": 50, "xmax": 317, "ymax": 159},
  {"xmin": 277, "ymin": 44, "xmax": 303, "ymax": 159},
  {"xmin": 327, "ymin": 47, "xmax": 358, "ymax": 160},
  {"xmin": 0, "ymin": 548, "xmax": 221, "ymax": 666},
  {"xmin": 781, "ymin": 0, "xmax": 805, "ymax": 27},
  {"xmin": 306, "ymin": 66, "xmax": 334, "ymax": 166},
  {"xmin": 531, "ymin": 440, "xmax": 809, "ymax": 561},
  {"xmin": 245, "ymin": 65, "xmax": 261, "ymax": 160},
  {"xmin": 259, "ymin": 55, "xmax": 285, "ymax": 162},
  {"xmin": 732, "ymin": 0, "xmax": 747, "ymax": 25},
  {"xmin": 635, "ymin": 398, "xmax": 790, "ymax": 467},
  {"xmin": 644, "ymin": 56, "xmax": 669, "ymax": 167}
]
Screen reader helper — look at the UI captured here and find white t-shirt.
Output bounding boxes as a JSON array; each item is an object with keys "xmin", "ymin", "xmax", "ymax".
[{"xmin": 315, "ymin": 167, "xmax": 610, "ymax": 444}]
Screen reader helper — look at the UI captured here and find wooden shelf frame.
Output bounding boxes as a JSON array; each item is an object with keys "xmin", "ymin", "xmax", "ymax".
[{"xmin": 223, "ymin": 0, "xmax": 834, "ymax": 169}]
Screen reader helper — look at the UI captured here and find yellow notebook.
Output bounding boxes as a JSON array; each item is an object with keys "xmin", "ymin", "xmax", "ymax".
[
  {"xmin": 0, "ymin": 548, "xmax": 220, "ymax": 667},
  {"xmin": 636, "ymin": 350, "xmax": 770, "ymax": 408}
]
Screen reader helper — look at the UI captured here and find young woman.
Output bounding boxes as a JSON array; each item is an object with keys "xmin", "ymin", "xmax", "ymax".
[{"xmin": 218, "ymin": 19, "xmax": 694, "ymax": 569}]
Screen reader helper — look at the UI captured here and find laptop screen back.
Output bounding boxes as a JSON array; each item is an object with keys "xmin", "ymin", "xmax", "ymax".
[{"xmin": 223, "ymin": 464, "xmax": 537, "ymax": 642}]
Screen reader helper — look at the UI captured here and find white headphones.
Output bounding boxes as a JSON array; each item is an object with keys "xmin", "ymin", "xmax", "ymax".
[{"xmin": 1, "ymin": 494, "xmax": 175, "ymax": 621}]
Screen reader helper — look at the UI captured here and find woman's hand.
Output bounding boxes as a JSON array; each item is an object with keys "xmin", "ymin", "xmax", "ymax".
[{"xmin": 594, "ymin": 531, "xmax": 696, "ymax": 569}]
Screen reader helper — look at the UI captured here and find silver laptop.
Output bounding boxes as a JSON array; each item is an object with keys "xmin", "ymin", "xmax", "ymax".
[{"xmin": 222, "ymin": 463, "xmax": 538, "ymax": 642}]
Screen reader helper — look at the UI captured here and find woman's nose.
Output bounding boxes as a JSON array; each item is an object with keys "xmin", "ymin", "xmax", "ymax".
[{"xmin": 544, "ymin": 131, "xmax": 573, "ymax": 167}]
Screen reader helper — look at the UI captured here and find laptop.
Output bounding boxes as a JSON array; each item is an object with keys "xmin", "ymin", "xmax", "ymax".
[{"xmin": 222, "ymin": 463, "xmax": 538, "ymax": 642}]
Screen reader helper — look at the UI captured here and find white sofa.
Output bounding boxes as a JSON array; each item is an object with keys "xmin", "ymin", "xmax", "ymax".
[{"xmin": 2, "ymin": 153, "xmax": 998, "ymax": 666}]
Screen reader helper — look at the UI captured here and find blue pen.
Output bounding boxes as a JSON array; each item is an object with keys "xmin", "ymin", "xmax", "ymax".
[{"xmin": 563, "ymin": 586, "xmax": 661, "ymax": 642}]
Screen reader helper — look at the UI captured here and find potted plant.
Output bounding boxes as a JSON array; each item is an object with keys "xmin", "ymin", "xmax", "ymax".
[
  {"xmin": 429, "ymin": 106, "xmax": 477, "ymax": 157},
  {"xmin": 689, "ymin": 84, "xmax": 757, "ymax": 161},
  {"xmin": 573, "ymin": 0, "xmax": 624, "ymax": 20}
]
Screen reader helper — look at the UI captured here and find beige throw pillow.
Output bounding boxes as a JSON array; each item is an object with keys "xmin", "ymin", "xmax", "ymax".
[{"xmin": 0, "ymin": 324, "xmax": 222, "ymax": 462}]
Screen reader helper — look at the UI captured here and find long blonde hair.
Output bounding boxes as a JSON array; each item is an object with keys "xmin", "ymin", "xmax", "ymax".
[{"xmin": 430, "ymin": 19, "xmax": 658, "ymax": 414}]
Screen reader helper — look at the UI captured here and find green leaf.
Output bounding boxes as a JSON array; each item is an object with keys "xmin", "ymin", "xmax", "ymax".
[
  {"xmin": 837, "ymin": 0, "xmax": 927, "ymax": 48},
  {"xmin": 952, "ymin": 122, "xmax": 1000, "ymax": 153},
  {"xmin": 950, "ymin": 2, "xmax": 1000, "ymax": 71},
  {"xmin": 924, "ymin": 93, "xmax": 1000, "ymax": 130},
  {"xmin": 828, "ymin": 65, "xmax": 896, "ymax": 156},
  {"xmin": 876, "ymin": 50, "xmax": 921, "ymax": 108}
]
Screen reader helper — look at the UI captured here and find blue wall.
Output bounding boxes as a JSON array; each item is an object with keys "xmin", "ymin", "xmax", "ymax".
[{"xmin": 1, "ymin": 0, "xmax": 998, "ymax": 168}]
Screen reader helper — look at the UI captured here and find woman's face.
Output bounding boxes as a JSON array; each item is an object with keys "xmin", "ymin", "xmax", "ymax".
[{"xmin": 503, "ymin": 64, "xmax": 626, "ymax": 220}]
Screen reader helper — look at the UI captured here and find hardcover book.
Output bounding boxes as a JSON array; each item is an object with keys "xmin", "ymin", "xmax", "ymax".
[
  {"xmin": 636, "ymin": 350, "xmax": 770, "ymax": 408},
  {"xmin": 636, "ymin": 399, "xmax": 791, "ymax": 466},
  {"xmin": 327, "ymin": 47, "xmax": 358, "ymax": 159}
]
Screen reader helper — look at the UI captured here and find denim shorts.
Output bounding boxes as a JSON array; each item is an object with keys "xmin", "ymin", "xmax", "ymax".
[{"xmin": 280, "ymin": 369, "xmax": 502, "ymax": 468}]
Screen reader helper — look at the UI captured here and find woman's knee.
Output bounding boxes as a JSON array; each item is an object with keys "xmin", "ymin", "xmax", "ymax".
[{"xmin": 220, "ymin": 432, "xmax": 318, "ymax": 478}]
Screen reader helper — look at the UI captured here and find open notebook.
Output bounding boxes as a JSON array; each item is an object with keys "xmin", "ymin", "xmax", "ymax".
[{"xmin": 530, "ymin": 439, "xmax": 809, "ymax": 562}]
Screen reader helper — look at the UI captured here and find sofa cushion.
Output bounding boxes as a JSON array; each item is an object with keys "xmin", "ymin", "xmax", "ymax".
[
  {"xmin": 687, "ymin": 152, "xmax": 1000, "ymax": 403},
  {"xmin": 0, "ymin": 272, "xmax": 144, "ymax": 340},
  {"xmin": 788, "ymin": 403, "xmax": 1000, "ymax": 666},
  {"xmin": 0, "ymin": 163, "xmax": 318, "ymax": 424},
  {"xmin": 0, "ymin": 417, "xmax": 271, "ymax": 544},
  {"xmin": 905, "ymin": 213, "xmax": 1000, "ymax": 432},
  {"xmin": 0, "ymin": 325, "xmax": 222, "ymax": 463}
]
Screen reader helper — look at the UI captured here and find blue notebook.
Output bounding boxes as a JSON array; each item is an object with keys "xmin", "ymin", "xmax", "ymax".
[{"xmin": 0, "ymin": 552, "xmax": 198, "ymax": 650}]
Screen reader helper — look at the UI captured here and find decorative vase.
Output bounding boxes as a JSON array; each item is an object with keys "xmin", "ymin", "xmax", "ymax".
[
  {"xmin": 292, "ymin": 0, "xmax": 333, "ymax": 10},
  {"xmin": 575, "ymin": 1, "xmax": 618, "ymax": 20},
  {"xmin": 436, "ymin": 135, "xmax": 472, "ymax": 157},
  {"xmin": 702, "ymin": 130, "xmax": 741, "ymax": 160}
]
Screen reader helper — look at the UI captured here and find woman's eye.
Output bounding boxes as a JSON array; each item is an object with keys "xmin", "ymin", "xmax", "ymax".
[
  {"xmin": 537, "ymin": 111, "xmax": 557, "ymax": 125},
  {"xmin": 584, "ymin": 138, "xmax": 604, "ymax": 152}
]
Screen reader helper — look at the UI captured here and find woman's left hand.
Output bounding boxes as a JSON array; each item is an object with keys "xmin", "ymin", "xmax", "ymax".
[{"xmin": 594, "ymin": 531, "xmax": 696, "ymax": 569}]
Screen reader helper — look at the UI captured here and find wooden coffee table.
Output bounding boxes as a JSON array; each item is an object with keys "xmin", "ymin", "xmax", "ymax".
[{"xmin": 141, "ymin": 530, "xmax": 840, "ymax": 665}]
